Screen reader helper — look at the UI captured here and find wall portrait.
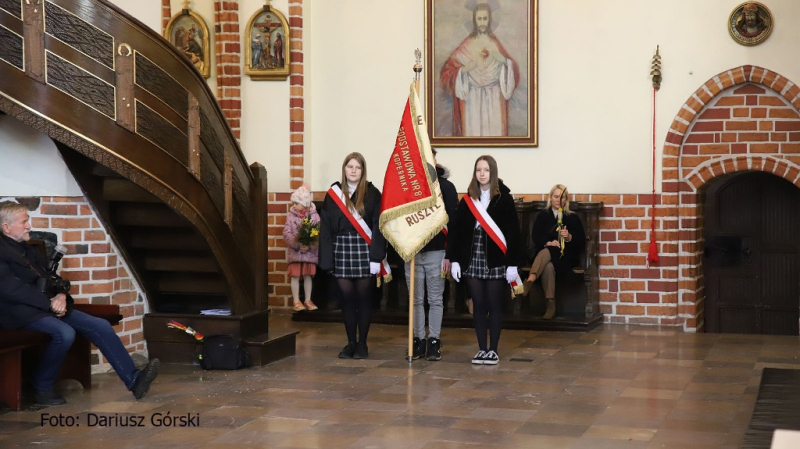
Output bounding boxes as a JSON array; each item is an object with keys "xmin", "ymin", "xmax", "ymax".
[
  {"xmin": 244, "ymin": 6, "xmax": 290, "ymax": 80},
  {"xmin": 728, "ymin": 2, "xmax": 773, "ymax": 46},
  {"xmin": 164, "ymin": 10, "xmax": 210, "ymax": 78},
  {"xmin": 426, "ymin": 0, "xmax": 538, "ymax": 147}
]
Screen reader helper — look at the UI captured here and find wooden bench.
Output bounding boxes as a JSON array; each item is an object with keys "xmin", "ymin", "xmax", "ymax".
[{"xmin": 0, "ymin": 303, "xmax": 121, "ymax": 411}]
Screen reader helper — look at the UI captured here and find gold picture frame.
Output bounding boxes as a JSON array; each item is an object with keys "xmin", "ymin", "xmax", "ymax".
[
  {"xmin": 728, "ymin": 2, "xmax": 773, "ymax": 46},
  {"xmin": 164, "ymin": 10, "xmax": 211, "ymax": 78},
  {"xmin": 426, "ymin": 0, "xmax": 538, "ymax": 147},
  {"xmin": 244, "ymin": 6, "xmax": 290, "ymax": 80}
]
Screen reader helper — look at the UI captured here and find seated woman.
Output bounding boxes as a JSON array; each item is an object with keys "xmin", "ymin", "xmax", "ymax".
[{"xmin": 523, "ymin": 184, "xmax": 585, "ymax": 319}]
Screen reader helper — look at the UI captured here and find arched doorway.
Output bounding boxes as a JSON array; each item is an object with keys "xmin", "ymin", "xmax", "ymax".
[{"xmin": 703, "ymin": 172, "xmax": 800, "ymax": 334}]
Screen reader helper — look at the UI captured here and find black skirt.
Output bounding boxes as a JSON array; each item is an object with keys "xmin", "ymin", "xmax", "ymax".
[
  {"xmin": 333, "ymin": 233, "xmax": 371, "ymax": 278},
  {"xmin": 463, "ymin": 226, "xmax": 505, "ymax": 280}
]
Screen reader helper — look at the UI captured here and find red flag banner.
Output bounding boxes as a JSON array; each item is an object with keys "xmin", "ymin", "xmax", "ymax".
[{"xmin": 379, "ymin": 83, "xmax": 448, "ymax": 261}]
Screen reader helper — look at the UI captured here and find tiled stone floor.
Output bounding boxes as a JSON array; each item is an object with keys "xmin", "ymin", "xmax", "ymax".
[{"xmin": 1, "ymin": 312, "xmax": 799, "ymax": 448}]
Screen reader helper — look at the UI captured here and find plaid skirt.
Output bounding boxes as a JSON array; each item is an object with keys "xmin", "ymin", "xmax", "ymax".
[
  {"xmin": 463, "ymin": 226, "xmax": 505, "ymax": 280},
  {"xmin": 333, "ymin": 233, "xmax": 371, "ymax": 278}
]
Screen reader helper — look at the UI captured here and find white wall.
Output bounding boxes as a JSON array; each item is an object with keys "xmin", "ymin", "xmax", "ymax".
[
  {"xmin": 307, "ymin": 0, "xmax": 800, "ymax": 195},
  {"xmin": 0, "ymin": 116, "xmax": 82, "ymax": 196},
  {"xmin": 238, "ymin": 0, "xmax": 291, "ymax": 192},
  {"xmin": 4, "ymin": 0, "xmax": 800, "ymax": 196}
]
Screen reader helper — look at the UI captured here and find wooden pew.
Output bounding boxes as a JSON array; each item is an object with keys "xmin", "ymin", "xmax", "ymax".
[{"xmin": 0, "ymin": 304, "xmax": 122, "ymax": 411}]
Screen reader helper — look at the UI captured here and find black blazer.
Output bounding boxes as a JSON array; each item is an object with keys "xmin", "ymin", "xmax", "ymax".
[
  {"xmin": 0, "ymin": 234, "xmax": 72, "ymax": 329},
  {"xmin": 318, "ymin": 181, "xmax": 387, "ymax": 272},
  {"xmin": 446, "ymin": 181, "xmax": 524, "ymax": 270},
  {"xmin": 531, "ymin": 208, "xmax": 585, "ymax": 274}
]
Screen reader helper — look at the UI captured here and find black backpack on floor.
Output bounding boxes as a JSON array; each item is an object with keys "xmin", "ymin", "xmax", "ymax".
[{"xmin": 198, "ymin": 335, "xmax": 251, "ymax": 370}]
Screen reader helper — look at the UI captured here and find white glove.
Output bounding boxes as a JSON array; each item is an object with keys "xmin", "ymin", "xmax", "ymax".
[
  {"xmin": 506, "ymin": 266, "xmax": 518, "ymax": 284},
  {"xmin": 451, "ymin": 262, "xmax": 461, "ymax": 282},
  {"xmin": 369, "ymin": 262, "xmax": 381, "ymax": 275}
]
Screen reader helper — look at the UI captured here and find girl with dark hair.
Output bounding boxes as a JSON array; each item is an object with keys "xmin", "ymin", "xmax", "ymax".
[
  {"xmin": 446, "ymin": 155, "xmax": 524, "ymax": 365},
  {"xmin": 319, "ymin": 152, "xmax": 386, "ymax": 359}
]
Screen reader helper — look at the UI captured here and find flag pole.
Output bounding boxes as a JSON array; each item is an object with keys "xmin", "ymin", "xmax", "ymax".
[{"xmin": 407, "ymin": 49, "xmax": 423, "ymax": 363}]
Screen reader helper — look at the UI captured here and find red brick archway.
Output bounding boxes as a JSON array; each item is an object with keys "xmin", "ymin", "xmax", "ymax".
[{"xmin": 662, "ymin": 65, "xmax": 800, "ymax": 332}]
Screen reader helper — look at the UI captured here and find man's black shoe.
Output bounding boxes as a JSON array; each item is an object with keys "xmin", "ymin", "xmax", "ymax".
[
  {"xmin": 132, "ymin": 358, "xmax": 160, "ymax": 399},
  {"xmin": 410, "ymin": 337, "xmax": 426, "ymax": 360},
  {"xmin": 352, "ymin": 343, "xmax": 369, "ymax": 359},
  {"xmin": 34, "ymin": 389, "xmax": 66, "ymax": 406},
  {"xmin": 426, "ymin": 338, "xmax": 442, "ymax": 361},
  {"xmin": 338, "ymin": 342, "xmax": 356, "ymax": 359}
]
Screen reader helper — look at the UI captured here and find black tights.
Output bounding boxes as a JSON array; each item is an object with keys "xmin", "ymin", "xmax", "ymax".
[
  {"xmin": 337, "ymin": 277, "xmax": 373, "ymax": 345},
  {"xmin": 465, "ymin": 278, "xmax": 506, "ymax": 352}
]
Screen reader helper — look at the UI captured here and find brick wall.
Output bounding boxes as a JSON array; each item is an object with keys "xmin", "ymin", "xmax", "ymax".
[
  {"xmin": 161, "ymin": 0, "xmax": 170, "ymax": 31},
  {"xmin": 214, "ymin": 0, "xmax": 241, "ymax": 138},
  {"xmin": 660, "ymin": 65, "xmax": 800, "ymax": 332},
  {"xmin": 5, "ymin": 196, "xmax": 147, "ymax": 370},
  {"xmin": 288, "ymin": 0, "xmax": 304, "ymax": 190}
]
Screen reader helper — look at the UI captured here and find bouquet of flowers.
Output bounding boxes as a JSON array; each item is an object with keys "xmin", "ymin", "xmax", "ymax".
[{"xmin": 297, "ymin": 216, "xmax": 320, "ymax": 246}]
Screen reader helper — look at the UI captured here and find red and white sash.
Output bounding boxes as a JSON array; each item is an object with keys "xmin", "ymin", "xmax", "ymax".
[
  {"xmin": 328, "ymin": 185, "xmax": 392, "ymax": 284},
  {"xmin": 464, "ymin": 197, "xmax": 523, "ymax": 294}
]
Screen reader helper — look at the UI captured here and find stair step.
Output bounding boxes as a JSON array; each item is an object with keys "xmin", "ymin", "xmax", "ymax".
[
  {"xmin": 112, "ymin": 203, "xmax": 190, "ymax": 227},
  {"xmin": 125, "ymin": 230, "xmax": 208, "ymax": 251},
  {"xmin": 155, "ymin": 273, "xmax": 227, "ymax": 294},
  {"xmin": 103, "ymin": 178, "xmax": 159, "ymax": 203},
  {"xmin": 151, "ymin": 293, "xmax": 229, "ymax": 314},
  {"xmin": 143, "ymin": 311, "xmax": 287, "ymax": 366},
  {"xmin": 244, "ymin": 329, "xmax": 299, "ymax": 366},
  {"xmin": 143, "ymin": 253, "xmax": 220, "ymax": 273}
]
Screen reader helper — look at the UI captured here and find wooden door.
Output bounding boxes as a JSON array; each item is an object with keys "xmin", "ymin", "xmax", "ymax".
[{"xmin": 704, "ymin": 172, "xmax": 800, "ymax": 335}]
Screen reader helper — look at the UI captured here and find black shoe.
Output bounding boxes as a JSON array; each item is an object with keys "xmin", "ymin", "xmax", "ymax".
[
  {"xmin": 132, "ymin": 358, "xmax": 160, "ymax": 399},
  {"xmin": 34, "ymin": 389, "xmax": 66, "ymax": 406},
  {"xmin": 483, "ymin": 350, "xmax": 499, "ymax": 365},
  {"xmin": 426, "ymin": 338, "xmax": 441, "ymax": 361},
  {"xmin": 409, "ymin": 337, "xmax": 426, "ymax": 360},
  {"xmin": 352, "ymin": 343, "xmax": 369, "ymax": 359},
  {"xmin": 472, "ymin": 350, "xmax": 486, "ymax": 365},
  {"xmin": 338, "ymin": 342, "xmax": 356, "ymax": 359}
]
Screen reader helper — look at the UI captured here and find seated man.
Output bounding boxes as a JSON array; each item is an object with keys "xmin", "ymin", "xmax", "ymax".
[{"xmin": 0, "ymin": 201, "xmax": 159, "ymax": 405}]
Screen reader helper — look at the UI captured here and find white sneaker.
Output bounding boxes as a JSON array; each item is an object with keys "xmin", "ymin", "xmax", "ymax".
[
  {"xmin": 472, "ymin": 350, "xmax": 487, "ymax": 365},
  {"xmin": 483, "ymin": 350, "xmax": 499, "ymax": 365}
]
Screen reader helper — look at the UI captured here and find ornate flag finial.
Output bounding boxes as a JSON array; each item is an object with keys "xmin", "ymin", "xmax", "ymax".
[{"xmin": 650, "ymin": 45, "xmax": 662, "ymax": 91}]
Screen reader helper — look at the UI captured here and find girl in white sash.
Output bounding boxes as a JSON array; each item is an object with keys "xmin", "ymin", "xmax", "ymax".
[
  {"xmin": 319, "ymin": 153, "xmax": 386, "ymax": 359},
  {"xmin": 446, "ymin": 155, "xmax": 524, "ymax": 365}
]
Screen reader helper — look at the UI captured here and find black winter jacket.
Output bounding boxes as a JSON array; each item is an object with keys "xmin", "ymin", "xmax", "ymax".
[
  {"xmin": 0, "ymin": 234, "xmax": 72, "ymax": 329},
  {"xmin": 445, "ymin": 180, "xmax": 524, "ymax": 270},
  {"xmin": 418, "ymin": 165, "xmax": 459, "ymax": 253},
  {"xmin": 531, "ymin": 209, "xmax": 585, "ymax": 274},
  {"xmin": 318, "ymin": 181, "xmax": 387, "ymax": 272}
]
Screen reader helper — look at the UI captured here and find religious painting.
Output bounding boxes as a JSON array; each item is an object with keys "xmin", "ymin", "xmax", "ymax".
[
  {"xmin": 164, "ymin": 10, "xmax": 210, "ymax": 78},
  {"xmin": 426, "ymin": 0, "xmax": 538, "ymax": 147},
  {"xmin": 728, "ymin": 2, "xmax": 773, "ymax": 46},
  {"xmin": 244, "ymin": 6, "xmax": 290, "ymax": 80}
]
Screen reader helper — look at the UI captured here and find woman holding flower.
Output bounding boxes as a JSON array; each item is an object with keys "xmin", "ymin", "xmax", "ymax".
[
  {"xmin": 524, "ymin": 184, "xmax": 585, "ymax": 320},
  {"xmin": 283, "ymin": 184, "xmax": 320, "ymax": 312}
]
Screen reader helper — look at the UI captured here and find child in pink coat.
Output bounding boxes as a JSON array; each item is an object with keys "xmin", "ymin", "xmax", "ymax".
[{"xmin": 283, "ymin": 184, "xmax": 320, "ymax": 311}]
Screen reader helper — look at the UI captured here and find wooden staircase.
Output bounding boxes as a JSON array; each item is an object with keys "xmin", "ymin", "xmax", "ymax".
[{"xmin": 0, "ymin": 0, "xmax": 296, "ymax": 364}]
